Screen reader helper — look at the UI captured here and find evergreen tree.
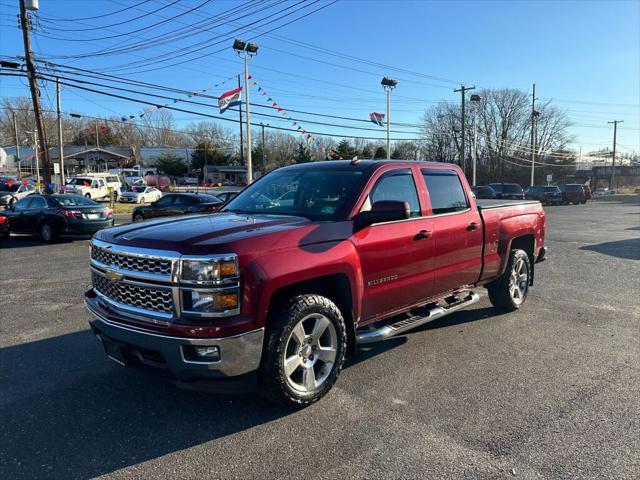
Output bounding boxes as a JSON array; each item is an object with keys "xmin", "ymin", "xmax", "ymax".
[
  {"xmin": 191, "ymin": 140, "xmax": 230, "ymax": 171},
  {"xmin": 295, "ymin": 142, "xmax": 312, "ymax": 163},
  {"xmin": 156, "ymin": 151, "xmax": 187, "ymax": 177},
  {"xmin": 361, "ymin": 146, "xmax": 373, "ymax": 158},
  {"xmin": 374, "ymin": 146, "xmax": 387, "ymax": 159},
  {"xmin": 336, "ymin": 139, "xmax": 357, "ymax": 159}
]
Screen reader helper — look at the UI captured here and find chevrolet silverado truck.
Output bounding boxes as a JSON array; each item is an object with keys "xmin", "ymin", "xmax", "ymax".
[{"xmin": 85, "ymin": 160, "xmax": 547, "ymax": 407}]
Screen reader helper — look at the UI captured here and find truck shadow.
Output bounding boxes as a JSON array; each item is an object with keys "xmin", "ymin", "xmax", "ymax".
[
  {"xmin": 579, "ymin": 238, "xmax": 640, "ymax": 261},
  {"xmin": 0, "ymin": 330, "xmax": 288, "ymax": 480},
  {"xmin": 0, "ymin": 235, "xmax": 92, "ymax": 249},
  {"xmin": 1, "ymin": 305, "xmax": 502, "ymax": 479}
]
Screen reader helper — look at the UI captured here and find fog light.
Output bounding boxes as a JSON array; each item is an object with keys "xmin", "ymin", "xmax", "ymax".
[{"xmin": 194, "ymin": 346, "xmax": 220, "ymax": 359}]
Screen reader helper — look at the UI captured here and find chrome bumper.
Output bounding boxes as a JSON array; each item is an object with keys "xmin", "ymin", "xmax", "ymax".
[{"xmin": 85, "ymin": 296, "xmax": 264, "ymax": 379}]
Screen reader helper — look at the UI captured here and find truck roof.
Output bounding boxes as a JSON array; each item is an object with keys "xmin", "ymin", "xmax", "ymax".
[{"xmin": 281, "ymin": 159, "xmax": 457, "ymax": 172}]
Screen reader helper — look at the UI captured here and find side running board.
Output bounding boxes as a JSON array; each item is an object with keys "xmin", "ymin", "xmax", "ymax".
[{"xmin": 356, "ymin": 292, "xmax": 480, "ymax": 344}]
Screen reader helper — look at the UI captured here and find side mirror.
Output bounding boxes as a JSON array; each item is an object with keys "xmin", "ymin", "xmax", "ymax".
[{"xmin": 357, "ymin": 200, "xmax": 410, "ymax": 227}]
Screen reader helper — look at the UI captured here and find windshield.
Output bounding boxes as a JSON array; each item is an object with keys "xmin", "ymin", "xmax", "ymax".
[
  {"xmin": 68, "ymin": 178, "xmax": 92, "ymax": 187},
  {"xmin": 503, "ymin": 184, "xmax": 523, "ymax": 194},
  {"xmin": 223, "ymin": 168, "xmax": 364, "ymax": 220},
  {"xmin": 0, "ymin": 184, "xmax": 19, "ymax": 192},
  {"xmin": 196, "ymin": 194, "xmax": 221, "ymax": 203},
  {"xmin": 51, "ymin": 195, "xmax": 99, "ymax": 206}
]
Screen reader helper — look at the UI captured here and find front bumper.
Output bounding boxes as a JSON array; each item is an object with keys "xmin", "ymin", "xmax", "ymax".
[
  {"xmin": 119, "ymin": 196, "xmax": 140, "ymax": 203},
  {"xmin": 85, "ymin": 294, "xmax": 264, "ymax": 383}
]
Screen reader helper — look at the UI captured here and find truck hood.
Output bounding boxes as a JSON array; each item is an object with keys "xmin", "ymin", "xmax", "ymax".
[{"xmin": 95, "ymin": 212, "xmax": 315, "ymax": 254}]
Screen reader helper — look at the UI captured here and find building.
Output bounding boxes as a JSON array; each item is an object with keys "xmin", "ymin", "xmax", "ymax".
[{"xmin": 203, "ymin": 165, "xmax": 253, "ymax": 186}]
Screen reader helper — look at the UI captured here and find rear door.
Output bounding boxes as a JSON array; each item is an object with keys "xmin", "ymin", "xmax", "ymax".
[
  {"xmin": 353, "ymin": 166, "xmax": 436, "ymax": 321},
  {"xmin": 22, "ymin": 196, "xmax": 47, "ymax": 233},
  {"xmin": 149, "ymin": 194, "xmax": 176, "ymax": 218},
  {"xmin": 421, "ymin": 168, "xmax": 483, "ymax": 294}
]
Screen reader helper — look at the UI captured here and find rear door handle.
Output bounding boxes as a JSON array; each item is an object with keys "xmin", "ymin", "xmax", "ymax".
[
  {"xmin": 415, "ymin": 229, "xmax": 432, "ymax": 240},
  {"xmin": 467, "ymin": 222, "xmax": 479, "ymax": 231}
]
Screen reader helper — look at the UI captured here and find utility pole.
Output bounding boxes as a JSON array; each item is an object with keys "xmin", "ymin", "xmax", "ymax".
[
  {"xmin": 454, "ymin": 84, "xmax": 475, "ymax": 174},
  {"xmin": 95, "ymin": 121, "xmax": 100, "ymax": 149},
  {"xmin": 530, "ymin": 83, "xmax": 538, "ymax": 186},
  {"xmin": 13, "ymin": 112, "xmax": 21, "ymax": 179},
  {"xmin": 381, "ymin": 77, "xmax": 398, "ymax": 160},
  {"xmin": 237, "ymin": 74, "xmax": 244, "ymax": 164},
  {"xmin": 260, "ymin": 122, "xmax": 266, "ymax": 175},
  {"xmin": 470, "ymin": 94, "xmax": 481, "ymax": 186},
  {"xmin": 608, "ymin": 120, "xmax": 623, "ymax": 191},
  {"xmin": 56, "ymin": 77, "xmax": 65, "ymax": 190},
  {"xmin": 19, "ymin": 0, "xmax": 51, "ymax": 191}
]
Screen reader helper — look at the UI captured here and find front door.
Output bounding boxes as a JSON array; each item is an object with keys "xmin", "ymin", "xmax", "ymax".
[
  {"xmin": 353, "ymin": 167, "xmax": 436, "ymax": 322},
  {"xmin": 421, "ymin": 168, "xmax": 483, "ymax": 294}
]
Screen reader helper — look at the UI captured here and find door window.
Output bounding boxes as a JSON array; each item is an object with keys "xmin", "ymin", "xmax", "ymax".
[
  {"xmin": 173, "ymin": 195, "xmax": 194, "ymax": 205},
  {"xmin": 422, "ymin": 169, "xmax": 469, "ymax": 215},
  {"xmin": 155, "ymin": 195, "xmax": 175, "ymax": 206},
  {"xmin": 14, "ymin": 197, "xmax": 32, "ymax": 211},
  {"xmin": 28, "ymin": 197, "xmax": 46, "ymax": 210},
  {"xmin": 365, "ymin": 169, "xmax": 421, "ymax": 217}
]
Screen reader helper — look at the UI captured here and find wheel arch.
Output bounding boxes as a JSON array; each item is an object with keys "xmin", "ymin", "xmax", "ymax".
[{"xmin": 266, "ymin": 273, "xmax": 357, "ymax": 355}]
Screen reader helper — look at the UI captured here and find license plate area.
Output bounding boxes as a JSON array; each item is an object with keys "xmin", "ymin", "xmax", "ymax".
[
  {"xmin": 101, "ymin": 337, "xmax": 127, "ymax": 366},
  {"xmin": 85, "ymin": 213, "xmax": 101, "ymax": 220}
]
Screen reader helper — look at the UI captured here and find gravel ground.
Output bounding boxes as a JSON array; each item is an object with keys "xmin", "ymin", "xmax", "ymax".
[{"xmin": 0, "ymin": 197, "xmax": 638, "ymax": 480}]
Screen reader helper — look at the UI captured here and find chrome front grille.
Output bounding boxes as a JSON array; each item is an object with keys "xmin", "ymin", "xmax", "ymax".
[
  {"xmin": 92, "ymin": 271, "xmax": 174, "ymax": 314},
  {"xmin": 91, "ymin": 245, "xmax": 172, "ymax": 276}
]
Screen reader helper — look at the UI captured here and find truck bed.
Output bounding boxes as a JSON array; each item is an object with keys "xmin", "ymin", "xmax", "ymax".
[{"xmin": 476, "ymin": 199, "xmax": 540, "ymax": 210}]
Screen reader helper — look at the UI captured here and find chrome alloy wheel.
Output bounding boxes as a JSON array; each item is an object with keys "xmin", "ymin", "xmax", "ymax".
[
  {"xmin": 509, "ymin": 257, "xmax": 529, "ymax": 305},
  {"xmin": 283, "ymin": 313, "xmax": 337, "ymax": 393}
]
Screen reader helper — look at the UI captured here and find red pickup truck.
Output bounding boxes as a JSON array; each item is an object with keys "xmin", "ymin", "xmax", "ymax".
[{"xmin": 85, "ymin": 160, "xmax": 547, "ymax": 407}]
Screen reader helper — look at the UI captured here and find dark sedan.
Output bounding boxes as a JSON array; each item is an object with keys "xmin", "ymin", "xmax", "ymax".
[
  {"xmin": 131, "ymin": 193, "xmax": 222, "ymax": 222},
  {"xmin": 471, "ymin": 185, "xmax": 497, "ymax": 199},
  {"xmin": 558, "ymin": 184, "xmax": 586, "ymax": 205},
  {"xmin": 1, "ymin": 194, "xmax": 114, "ymax": 242},
  {"xmin": 488, "ymin": 183, "xmax": 525, "ymax": 200},
  {"xmin": 524, "ymin": 185, "xmax": 563, "ymax": 204}
]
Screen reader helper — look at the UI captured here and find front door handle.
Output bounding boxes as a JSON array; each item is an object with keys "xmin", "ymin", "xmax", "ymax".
[
  {"xmin": 467, "ymin": 222, "xmax": 479, "ymax": 231},
  {"xmin": 415, "ymin": 229, "xmax": 432, "ymax": 240}
]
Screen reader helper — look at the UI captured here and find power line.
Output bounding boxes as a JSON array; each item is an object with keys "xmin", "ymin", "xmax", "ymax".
[{"xmin": 37, "ymin": 0, "xmax": 154, "ymax": 23}]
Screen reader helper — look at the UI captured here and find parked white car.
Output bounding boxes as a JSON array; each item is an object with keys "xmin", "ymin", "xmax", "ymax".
[
  {"xmin": 0, "ymin": 182, "xmax": 36, "ymax": 207},
  {"xmin": 119, "ymin": 186, "xmax": 162, "ymax": 204}
]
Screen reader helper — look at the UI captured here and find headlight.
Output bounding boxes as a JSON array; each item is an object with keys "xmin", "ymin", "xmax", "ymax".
[
  {"xmin": 180, "ymin": 255, "xmax": 238, "ymax": 285},
  {"xmin": 182, "ymin": 289, "xmax": 239, "ymax": 313}
]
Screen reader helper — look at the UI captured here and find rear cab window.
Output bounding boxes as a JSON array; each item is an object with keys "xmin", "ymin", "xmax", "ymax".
[{"xmin": 422, "ymin": 169, "xmax": 469, "ymax": 215}]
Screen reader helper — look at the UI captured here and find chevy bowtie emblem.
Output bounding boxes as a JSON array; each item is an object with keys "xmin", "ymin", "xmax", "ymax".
[{"xmin": 105, "ymin": 269, "xmax": 123, "ymax": 283}]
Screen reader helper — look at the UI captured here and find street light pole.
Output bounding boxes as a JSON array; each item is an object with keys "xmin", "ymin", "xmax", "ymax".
[
  {"xmin": 381, "ymin": 77, "xmax": 397, "ymax": 160},
  {"xmin": 56, "ymin": 77, "xmax": 65, "ymax": 190},
  {"xmin": 530, "ymin": 83, "xmax": 537, "ymax": 187},
  {"xmin": 233, "ymin": 39, "xmax": 259, "ymax": 184},
  {"xmin": 13, "ymin": 112, "xmax": 21, "ymax": 179},
  {"xmin": 261, "ymin": 122, "xmax": 266, "ymax": 174},
  {"xmin": 453, "ymin": 85, "xmax": 475, "ymax": 174},
  {"xmin": 243, "ymin": 55, "xmax": 253, "ymax": 184}
]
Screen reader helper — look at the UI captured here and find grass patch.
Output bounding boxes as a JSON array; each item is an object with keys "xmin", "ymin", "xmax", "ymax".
[{"xmin": 111, "ymin": 203, "xmax": 137, "ymax": 215}]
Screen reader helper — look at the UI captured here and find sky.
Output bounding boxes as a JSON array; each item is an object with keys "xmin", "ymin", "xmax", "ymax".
[{"xmin": 0, "ymin": 0, "xmax": 639, "ymax": 157}]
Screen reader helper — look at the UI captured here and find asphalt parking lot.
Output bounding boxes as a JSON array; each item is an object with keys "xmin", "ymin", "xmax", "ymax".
[{"xmin": 1, "ymin": 198, "xmax": 638, "ymax": 479}]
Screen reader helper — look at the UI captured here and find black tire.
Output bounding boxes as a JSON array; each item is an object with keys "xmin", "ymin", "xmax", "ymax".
[
  {"xmin": 581, "ymin": 200, "xmax": 586, "ymax": 204},
  {"xmin": 133, "ymin": 213, "xmax": 145, "ymax": 222},
  {"xmin": 40, "ymin": 223, "xmax": 58, "ymax": 243},
  {"xmin": 572, "ymin": 201, "xmax": 579, "ymax": 205},
  {"xmin": 85, "ymin": 193, "xmax": 92, "ymax": 199},
  {"xmin": 8, "ymin": 197, "xmax": 16, "ymax": 207},
  {"xmin": 487, "ymin": 249, "xmax": 531, "ymax": 312},
  {"xmin": 258, "ymin": 294, "xmax": 347, "ymax": 408}
]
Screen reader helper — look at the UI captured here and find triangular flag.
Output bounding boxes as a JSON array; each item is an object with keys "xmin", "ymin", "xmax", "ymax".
[
  {"xmin": 292, "ymin": 121, "xmax": 297, "ymax": 126},
  {"xmin": 272, "ymin": 102, "xmax": 277, "ymax": 107},
  {"xmin": 277, "ymin": 107, "xmax": 283, "ymax": 112},
  {"xmin": 267, "ymin": 97, "xmax": 273, "ymax": 102},
  {"xmin": 248, "ymin": 75, "xmax": 252, "ymax": 80},
  {"xmin": 258, "ymin": 86, "xmax": 262, "ymax": 91},
  {"xmin": 252, "ymin": 81, "xmax": 257, "ymax": 86},
  {"xmin": 261, "ymin": 91, "xmax": 267, "ymax": 96}
]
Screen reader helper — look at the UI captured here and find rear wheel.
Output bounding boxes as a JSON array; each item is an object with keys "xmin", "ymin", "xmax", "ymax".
[
  {"xmin": 85, "ymin": 193, "xmax": 92, "ymax": 199},
  {"xmin": 133, "ymin": 213, "xmax": 144, "ymax": 222},
  {"xmin": 259, "ymin": 294, "xmax": 347, "ymax": 408},
  {"xmin": 40, "ymin": 223, "xmax": 58, "ymax": 243},
  {"xmin": 487, "ymin": 249, "xmax": 530, "ymax": 312}
]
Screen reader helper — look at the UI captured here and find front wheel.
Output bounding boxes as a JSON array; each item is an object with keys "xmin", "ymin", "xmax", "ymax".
[
  {"xmin": 487, "ymin": 249, "xmax": 531, "ymax": 312},
  {"xmin": 133, "ymin": 213, "xmax": 144, "ymax": 222},
  {"xmin": 85, "ymin": 193, "xmax": 92, "ymax": 199},
  {"xmin": 259, "ymin": 294, "xmax": 347, "ymax": 408}
]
